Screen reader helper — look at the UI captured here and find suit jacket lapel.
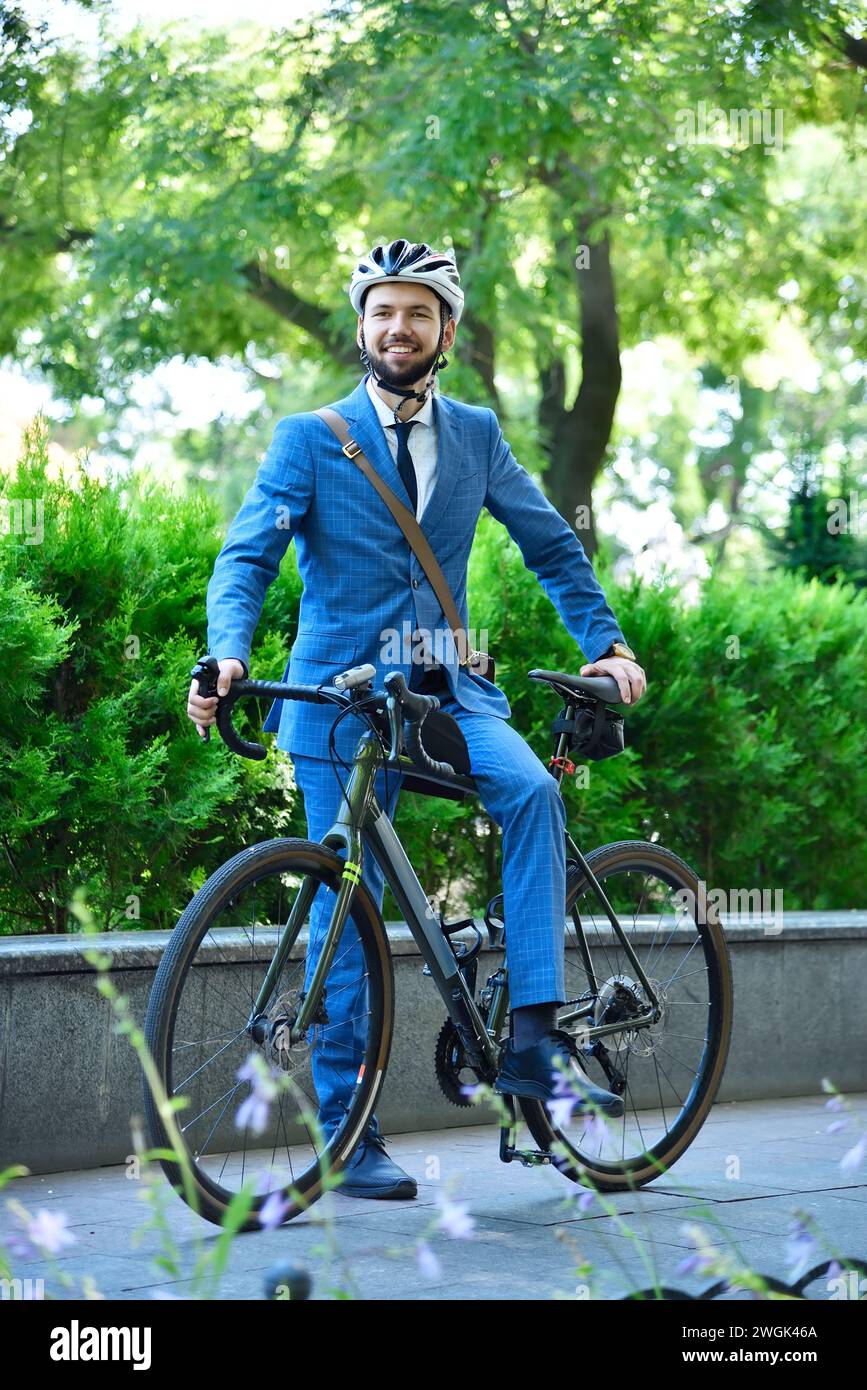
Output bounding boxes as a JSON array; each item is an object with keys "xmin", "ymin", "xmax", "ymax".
[
  {"xmin": 334, "ymin": 375, "xmax": 412, "ymax": 510},
  {"xmin": 330, "ymin": 375, "xmax": 463, "ymax": 537},
  {"xmin": 415, "ymin": 394, "xmax": 460, "ymax": 538}
]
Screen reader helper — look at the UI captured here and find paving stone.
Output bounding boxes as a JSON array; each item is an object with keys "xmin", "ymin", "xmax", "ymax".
[{"xmin": 2, "ymin": 1094, "xmax": 866, "ymax": 1301}]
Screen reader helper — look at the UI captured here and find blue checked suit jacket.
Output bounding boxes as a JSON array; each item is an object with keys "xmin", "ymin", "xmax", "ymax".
[{"xmin": 206, "ymin": 372, "xmax": 626, "ymax": 763}]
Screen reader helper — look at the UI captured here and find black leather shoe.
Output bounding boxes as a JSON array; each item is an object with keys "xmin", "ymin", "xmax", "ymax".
[
  {"xmin": 494, "ymin": 1029, "xmax": 625, "ymax": 1117},
  {"xmin": 338, "ymin": 1133, "xmax": 418, "ymax": 1200}
]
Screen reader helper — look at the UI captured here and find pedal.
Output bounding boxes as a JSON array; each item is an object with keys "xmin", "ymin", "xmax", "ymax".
[
  {"xmin": 496, "ymin": 1095, "xmax": 554, "ymax": 1165},
  {"xmin": 500, "ymin": 1146, "xmax": 556, "ymax": 1168}
]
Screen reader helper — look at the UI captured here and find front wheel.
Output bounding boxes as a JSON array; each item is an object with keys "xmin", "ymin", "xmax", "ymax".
[
  {"xmin": 143, "ymin": 838, "xmax": 394, "ymax": 1229},
  {"xmin": 519, "ymin": 840, "xmax": 733, "ymax": 1191}
]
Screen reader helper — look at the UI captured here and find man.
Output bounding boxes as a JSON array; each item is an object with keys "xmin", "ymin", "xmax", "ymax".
[{"xmin": 188, "ymin": 238, "xmax": 646, "ymax": 1200}]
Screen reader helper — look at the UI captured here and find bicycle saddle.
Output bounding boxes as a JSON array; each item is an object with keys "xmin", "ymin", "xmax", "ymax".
[{"xmin": 528, "ymin": 669, "xmax": 622, "ymax": 703}]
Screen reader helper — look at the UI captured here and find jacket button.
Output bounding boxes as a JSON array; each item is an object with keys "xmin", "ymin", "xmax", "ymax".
[{"xmin": 411, "ymin": 578, "xmax": 420, "ymax": 588}]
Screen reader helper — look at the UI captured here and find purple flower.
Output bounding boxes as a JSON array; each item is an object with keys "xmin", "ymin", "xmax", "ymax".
[
  {"xmin": 459, "ymin": 1083, "xmax": 483, "ymax": 1101},
  {"xmin": 435, "ymin": 1194, "xmax": 474, "ymax": 1239},
  {"xmin": 786, "ymin": 1219, "xmax": 816, "ymax": 1280},
  {"xmin": 825, "ymin": 1094, "xmax": 845, "ymax": 1112},
  {"xmin": 548, "ymin": 1096, "xmax": 577, "ymax": 1129},
  {"xmin": 827, "ymin": 1260, "xmax": 843, "ymax": 1280},
  {"xmin": 235, "ymin": 1053, "xmax": 280, "ymax": 1136},
  {"xmin": 827, "ymin": 1119, "xmax": 848, "ymax": 1134},
  {"xmin": 5, "ymin": 1229, "xmax": 35, "ymax": 1259},
  {"xmin": 236, "ymin": 1094, "xmax": 270, "ymax": 1135},
  {"xmin": 547, "ymin": 1062, "xmax": 613, "ymax": 1144},
  {"xmin": 577, "ymin": 1189, "xmax": 596, "ymax": 1212},
  {"xmin": 25, "ymin": 1209, "xmax": 75, "ymax": 1256},
  {"xmin": 581, "ymin": 1112, "xmax": 611, "ymax": 1149},
  {"xmin": 677, "ymin": 1224, "xmax": 719, "ymax": 1275},
  {"xmin": 551, "ymin": 1064, "xmax": 580, "ymax": 1098},
  {"xmin": 417, "ymin": 1239, "xmax": 442, "ymax": 1280},
  {"xmin": 259, "ymin": 1190, "xmax": 291, "ymax": 1231},
  {"xmin": 840, "ymin": 1133, "xmax": 867, "ymax": 1175}
]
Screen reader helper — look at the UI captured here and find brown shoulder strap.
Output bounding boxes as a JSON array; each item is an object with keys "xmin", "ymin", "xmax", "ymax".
[{"xmin": 315, "ymin": 406, "xmax": 474, "ymax": 667}]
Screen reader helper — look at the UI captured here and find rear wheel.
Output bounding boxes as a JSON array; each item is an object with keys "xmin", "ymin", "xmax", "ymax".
[
  {"xmin": 519, "ymin": 840, "xmax": 733, "ymax": 1191},
  {"xmin": 143, "ymin": 838, "xmax": 394, "ymax": 1229}
]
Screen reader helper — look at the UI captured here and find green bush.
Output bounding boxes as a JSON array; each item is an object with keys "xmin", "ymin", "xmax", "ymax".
[{"xmin": 0, "ymin": 417, "xmax": 306, "ymax": 933}]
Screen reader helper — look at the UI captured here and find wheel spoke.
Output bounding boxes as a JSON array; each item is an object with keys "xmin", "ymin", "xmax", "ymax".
[{"xmin": 173, "ymin": 1028, "xmax": 250, "ymax": 1092}]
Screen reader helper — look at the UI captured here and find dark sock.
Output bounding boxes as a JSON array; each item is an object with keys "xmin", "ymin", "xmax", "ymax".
[{"xmin": 512, "ymin": 1001, "xmax": 558, "ymax": 1051}]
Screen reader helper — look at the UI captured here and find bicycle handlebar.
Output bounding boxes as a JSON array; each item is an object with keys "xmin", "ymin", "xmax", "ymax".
[
  {"xmin": 193, "ymin": 656, "xmax": 330, "ymax": 763},
  {"xmin": 192, "ymin": 657, "xmax": 451, "ymax": 773},
  {"xmin": 192, "ymin": 658, "xmax": 625, "ymax": 777}
]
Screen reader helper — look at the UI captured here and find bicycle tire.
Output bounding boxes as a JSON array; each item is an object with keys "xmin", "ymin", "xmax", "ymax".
[
  {"xmin": 142, "ymin": 837, "xmax": 394, "ymax": 1229},
  {"xmin": 519, "ymin": 839, "xmax": 733, "ymax": 1191}
]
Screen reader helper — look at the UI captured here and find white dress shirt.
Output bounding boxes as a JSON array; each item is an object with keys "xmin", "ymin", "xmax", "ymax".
[{"xmin": 365, "ymin": 374, "xmax": 438, "ymax": 521}]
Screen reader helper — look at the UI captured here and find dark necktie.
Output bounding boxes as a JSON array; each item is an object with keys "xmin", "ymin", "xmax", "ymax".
[{"xmin": 393, "ymin": 419, "xmax": 418, "ymax": 514}]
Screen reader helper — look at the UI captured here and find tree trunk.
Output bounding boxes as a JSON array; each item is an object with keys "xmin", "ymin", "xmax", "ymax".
[
  {"xmin": 458, "ymin": 306, "xmax": 501, "ymax": 412},
  {"xmin": 539, "ymin": 227, "xmax": 622, "ymax": 555}
]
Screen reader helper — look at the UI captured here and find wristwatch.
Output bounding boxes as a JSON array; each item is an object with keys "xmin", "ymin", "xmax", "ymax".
[{"xmin": 599, "ymin": 641, "xmax": 637, "ymax": 662}]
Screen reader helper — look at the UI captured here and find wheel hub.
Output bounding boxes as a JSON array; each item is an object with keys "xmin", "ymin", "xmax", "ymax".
[
  {"xmin": 594, "ymin": 973, "xmax": 666, "ymax": 1057},
  {"xmin": 265, "ymin": 989, "xmax": 305, "ymax": 1072}
]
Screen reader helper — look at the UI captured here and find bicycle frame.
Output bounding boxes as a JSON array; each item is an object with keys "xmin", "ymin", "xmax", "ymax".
[{"xmin": 249, "ymin": 723, "xmax": 664, "ymax": 1075}]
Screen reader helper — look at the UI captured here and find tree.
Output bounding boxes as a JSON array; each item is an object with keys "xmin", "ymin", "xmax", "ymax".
[{"xmin": 1, "ymin": 0, "xmax": 864, "ymax": 545}]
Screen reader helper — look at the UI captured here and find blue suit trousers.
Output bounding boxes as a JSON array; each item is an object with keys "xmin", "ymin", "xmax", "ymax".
[{"xmin": 292, "ymin": 688, "xmax": 567, "ymax": 1139}]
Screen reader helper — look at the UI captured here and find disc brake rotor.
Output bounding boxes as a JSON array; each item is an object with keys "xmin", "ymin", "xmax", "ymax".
[{"xmin": 266, "ymin": 988, "xmax": 307, "ymax": 1072}]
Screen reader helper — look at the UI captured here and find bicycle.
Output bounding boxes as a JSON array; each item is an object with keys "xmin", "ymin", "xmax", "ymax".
[{"xmin": 143, "ymin": 657, "xmax": 733, "ymax": 1229}]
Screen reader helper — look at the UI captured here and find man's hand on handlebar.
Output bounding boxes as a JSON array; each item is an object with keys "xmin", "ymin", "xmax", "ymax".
[{"xmin": 187, "ymin": 658, "xmax": 245, "ymax": 738}]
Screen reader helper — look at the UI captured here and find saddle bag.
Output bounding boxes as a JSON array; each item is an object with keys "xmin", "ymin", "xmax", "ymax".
[{"xmin": 552, "ymin": 700, "xmax": 625, "ymax": 763}]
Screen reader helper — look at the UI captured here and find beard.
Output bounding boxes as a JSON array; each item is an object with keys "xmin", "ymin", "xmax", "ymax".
[{"xmin": 365, "ymin": 336, "xmax": 440, "ymax": 391}]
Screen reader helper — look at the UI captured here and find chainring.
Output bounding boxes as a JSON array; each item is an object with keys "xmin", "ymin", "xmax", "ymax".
[{"xmin": 434, "ymin": 1017, "xmax": 485, "ymax": 1107}]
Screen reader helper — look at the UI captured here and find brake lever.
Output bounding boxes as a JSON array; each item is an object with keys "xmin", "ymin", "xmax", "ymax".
[
  {"xmin": 386, "ymin": 694, "xmax": 402, "ymax": 762},
  {"xmin": 191, "ymin": 656, "xmax": 268, "ymax": 760},
  {"xmin": 192, "ymin": 655, "xmax": 220, "ymax": 743}
]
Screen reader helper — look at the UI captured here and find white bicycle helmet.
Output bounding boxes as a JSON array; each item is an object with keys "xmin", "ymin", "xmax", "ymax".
[{"xmin": 348, "ymin": 239, "xmax": 464, "ymax": 325}]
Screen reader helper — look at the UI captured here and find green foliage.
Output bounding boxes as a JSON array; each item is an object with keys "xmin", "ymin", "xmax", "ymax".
[
  {"xmin": 573, "ymin": 562, "xmax": 867, "ymax": 908},
  {"xmin": 771, "ymin": 479, "xmax": 867, "ymax": 587},
  {"xmin": 0, "ymin": 416, "xmax": 306, "ymax": 933},
  {"xmin": 2, "ymin": 424, "xmax": 865, "ymax": 933},
  {"xmin": 2, "ymin": 2, "xmax": 864, "ymax": 398},
  {"xmin": 1, "ymin": 0, "xmax": 865, "ymax": 568}
]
